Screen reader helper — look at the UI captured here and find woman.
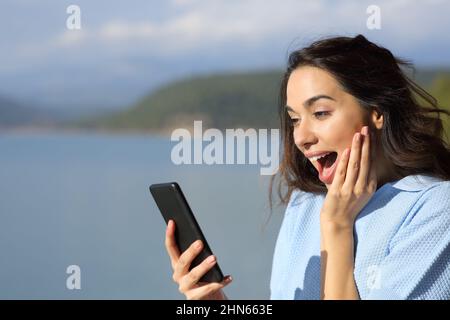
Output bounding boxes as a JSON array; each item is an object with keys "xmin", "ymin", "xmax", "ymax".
[{"xmin": 164, "ymin": 34, "xmax": 450, "ymax": 300}]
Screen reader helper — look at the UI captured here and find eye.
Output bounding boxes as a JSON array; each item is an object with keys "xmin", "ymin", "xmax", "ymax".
[
  {"xmin": 289, "ymin": 117, "xmax": 300, "ymax": 127},
  {"xmin": 313, "ymin": 111, "xmax": 330, "ymax": 119}
]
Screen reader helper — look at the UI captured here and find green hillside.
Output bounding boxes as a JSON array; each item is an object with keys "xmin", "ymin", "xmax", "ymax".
[
  {"xmin": 79, "ymin": 70, "xmax": 283, "ymax": 132},
  {"xmin": 78, "ymin": 69, "xmax": 450, "ymax": 141},
  {"xmin": 429, "ymin": 73, "xmax": 450, "ymax": 140}
]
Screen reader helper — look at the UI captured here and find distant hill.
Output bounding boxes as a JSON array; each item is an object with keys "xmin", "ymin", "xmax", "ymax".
[
  {"xmin": 76, "ymin": 68, "xmax": 450, "ymax": 136},
  {"xmin": 405, "ymin": 68, "xmax": 449, "ymax": 88},
  {"xmin": 0, "ymin": 95, "xmax": 104, "ymax": 130},
  {"xmin": 429, "ymin": 73, "xmax": 450, "ymax": 139},
  {"xmin": 0, "ymin": 96, "xmax": 43, "ymax": 127},
  {"xmin": 429, "ymin": 73, "xmax": 450, "ymax": 105},
  {"xmin": 77, "ymin": 70, "xmax": 283, "ymax": 132}
]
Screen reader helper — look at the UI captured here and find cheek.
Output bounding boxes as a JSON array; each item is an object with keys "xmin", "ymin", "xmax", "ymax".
[
  {"xmin": 321, "ymin": 118, "xmax": 360, "ymax": 151},
  {"xmin": 336, "ymin": 133, "xmax": 355, "ymax": 151}
]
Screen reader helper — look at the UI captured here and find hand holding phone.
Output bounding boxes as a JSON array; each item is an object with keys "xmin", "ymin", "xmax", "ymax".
[{"xmin": 150, "ymin": 182, "xmax": 232, "ymax": 299}]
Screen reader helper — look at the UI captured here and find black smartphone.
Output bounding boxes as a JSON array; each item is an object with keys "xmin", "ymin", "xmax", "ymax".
[{"xmin": 149, "ymin": 182, "xmax": 224, "ymax": 283}]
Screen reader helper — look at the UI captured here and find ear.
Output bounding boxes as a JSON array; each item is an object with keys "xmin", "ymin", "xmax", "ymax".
[{"xmin": 370, "ymin": 108, "xmax": 384, "ymax": 130}]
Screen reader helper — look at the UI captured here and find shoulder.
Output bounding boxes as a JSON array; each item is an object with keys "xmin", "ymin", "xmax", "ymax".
[
  {"xmin": 410, "ymin": 177, "xmax": 450, "ymax": 212},
  {"xmin": 419, "ymin": 179, "xmax": 450, "ymax": 201},
  {"xmin": 390, "ymin": 174, "xmax": 449, "ymax": 194},
  {"xmin": 412, "ymin": 179, "xmax": 450, "ymax": 220},
  {"xmin": 391, "ymin": 175, "xmax": 450, "ymax": 228}
]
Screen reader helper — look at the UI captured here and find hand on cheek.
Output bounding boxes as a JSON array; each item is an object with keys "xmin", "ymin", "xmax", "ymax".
[{"xmin": 320, "ymin": 126, "xmax": 377, "ymax": 229}]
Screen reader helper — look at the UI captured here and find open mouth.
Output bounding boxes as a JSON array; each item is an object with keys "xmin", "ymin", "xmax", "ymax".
[
  {"xmin": 315, "ymin": 151, "xmax": 338, "ymax": 184},
  {"xmin": 317, "ymin": 151, "xmax": 337, "ymax": 170}
]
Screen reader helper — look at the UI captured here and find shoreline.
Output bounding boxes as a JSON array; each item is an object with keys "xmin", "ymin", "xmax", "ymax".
[{"xmin": 0, "ymin": 126, "xmax": 171, "ymax": 138}]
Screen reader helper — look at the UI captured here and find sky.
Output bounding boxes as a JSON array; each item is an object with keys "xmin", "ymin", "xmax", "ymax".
[{"xmin": 1, "ymin": 0, "xmax": 450, "ymax": 113}]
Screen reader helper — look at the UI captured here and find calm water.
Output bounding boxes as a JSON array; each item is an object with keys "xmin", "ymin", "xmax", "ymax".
[{"xmin": 0, "ymin": 132, "xmax": 284, "ymax": 299}]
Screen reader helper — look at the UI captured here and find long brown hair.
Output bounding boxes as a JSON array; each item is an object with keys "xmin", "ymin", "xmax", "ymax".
[{"xmin": 270, "ymin": 34, "xmax": 450, "ymax": 208}]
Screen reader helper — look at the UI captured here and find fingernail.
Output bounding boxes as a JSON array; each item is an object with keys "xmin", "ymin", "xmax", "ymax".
[
  {"xmin": 195, "ymin": 240, "xmax": 202, "ymax": 249},
  {"xmin": 226, "ymin": 276, "xmax": 233, "ymax": 282},
  {"xmin": 362, "ymin": 126, "xmax": 368, "ymax": 135},
  {"xmin": 206, "ymin": 255, "xmax": 216, "ymax": 264}
]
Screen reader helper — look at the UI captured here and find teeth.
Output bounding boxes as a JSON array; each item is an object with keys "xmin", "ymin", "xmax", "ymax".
[{"xmin": 309, "ymin": 152, "xmax": 331, "ymax": 162}]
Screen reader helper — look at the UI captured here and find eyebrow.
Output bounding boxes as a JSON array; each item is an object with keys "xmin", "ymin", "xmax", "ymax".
[{"xmin": 286, "ymin": 94, "xmax": 336, "ymax": 113}]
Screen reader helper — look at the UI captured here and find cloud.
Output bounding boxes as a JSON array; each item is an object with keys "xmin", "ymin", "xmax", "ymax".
[
  {"xmin": 38, "ymin": 0, "xmax": 337, "ymax": 58},
  {"xmin": 7, "ymin": 0, "xmax": 450, "ymax": 65},
  {"xmin": 55, "ymin": 30, "xmax": 87, "ymax": 47},
  {"xmin": 99, "ymin": 21, "xmax": 157, "ymax": 40},
  {"xmin": 170, "ymin": 0, "xmax": 201, "ymax": 8},
  {"xmin": 1, "ymin": 0, "xmax": 450, "ymax": 109},
  {"xmin": 39, "ymin": 0, "xmax": 448, "ymax": 58}
]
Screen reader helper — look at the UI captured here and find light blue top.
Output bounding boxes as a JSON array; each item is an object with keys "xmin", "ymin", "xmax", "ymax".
[{"xmin": 270, "ymin": 175, "xmax": 450, "ymax": 300}]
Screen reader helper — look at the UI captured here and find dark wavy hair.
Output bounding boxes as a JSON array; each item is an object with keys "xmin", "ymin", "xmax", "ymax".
[{"xmin": 270, "ymin": 34, "xmax": 450, "ymax": 208}]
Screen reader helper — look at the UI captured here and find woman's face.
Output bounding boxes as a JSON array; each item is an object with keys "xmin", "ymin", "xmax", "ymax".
[{"xmin": 286, "ymin": 66, "xmax": 369, "ymax": 187}]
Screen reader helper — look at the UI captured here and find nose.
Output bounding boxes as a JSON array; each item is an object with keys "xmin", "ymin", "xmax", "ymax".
[{"xmin": 293, "ymin": 120, "xmax": 317, "ymax": 151}]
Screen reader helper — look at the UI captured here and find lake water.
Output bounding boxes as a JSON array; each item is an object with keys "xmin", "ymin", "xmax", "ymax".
[{"xmin": 0, "ymin": 132, "xmax": 285, "ymax": 299}]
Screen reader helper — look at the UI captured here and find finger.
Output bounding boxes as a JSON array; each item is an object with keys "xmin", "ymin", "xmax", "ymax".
[
  {"xmin": 179, "ymin": 255, "xmax": 218, "ymax": 291},
  {"xmin": 165, "ymin": 220, "xmax": 181, "ymax": 268},
  {"xmin": 343, "ymin": 132, "xmax": 362, "ymax": 189},
  {"xmin": 186, "ymin": 276, "xmax": 233, "ymax": 300},
  {"xmin": 355, "ymin": 126, "xmax": 370, "ymax": 190},
  {"xmin": 173, "ymin": 239, "xmax": 203, "ymax": 280},
  {"xmin": 331, "ymin": 148, "xmax": 350, "ymax": 188}
]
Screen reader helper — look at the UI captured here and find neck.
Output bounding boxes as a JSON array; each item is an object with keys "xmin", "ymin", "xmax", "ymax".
[{"xmin": 375, "ymin": 146, "xmax": 401, "ymax": 188}]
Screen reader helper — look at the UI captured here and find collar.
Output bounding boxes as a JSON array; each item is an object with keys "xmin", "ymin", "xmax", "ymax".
[{"xmin": 388, "ymin": 174, "xmax": 444, "ymax": 192}]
